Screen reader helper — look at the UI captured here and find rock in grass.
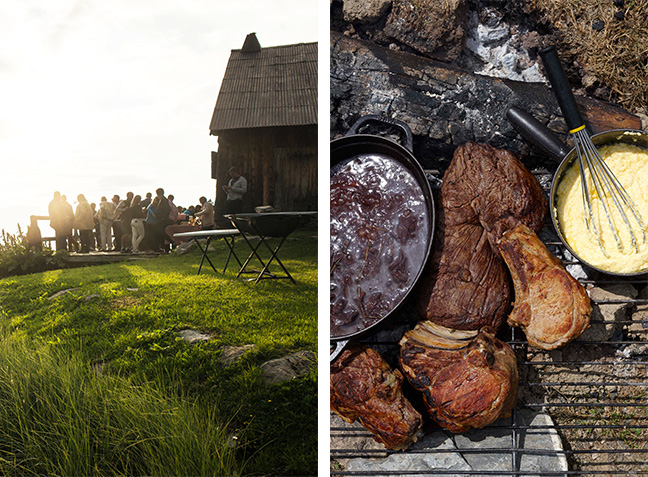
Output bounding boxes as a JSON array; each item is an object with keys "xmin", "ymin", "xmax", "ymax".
[
  {"xmin": 221, "ymin": 344, "xmax": 256, "ymax": 366},
  {"xmin": 261, "ymin": 350, "xmax": 315, "ymax": 385},
  {"xmin": 48, "ymin": 288, "xmax": 79, "ymax": 300},
  {"xmin": 592, "ymin": 20, "xmax": 604, "ymax": 31},
  {"xmin": 614, "ymin": 11, "xmax": 625, "ymax": 20},
  {"xmin": 175, "ymin": 241, "xmax": 195, "ymax": 254},
  {"xmin": 178, "ymin": 329, "xmax": 211, "ymax": 344}
]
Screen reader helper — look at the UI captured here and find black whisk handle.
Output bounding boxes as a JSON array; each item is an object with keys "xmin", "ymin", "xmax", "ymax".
[{"xmin": 539, "ymin": 46, "xmax": 585, "ymax": 133}]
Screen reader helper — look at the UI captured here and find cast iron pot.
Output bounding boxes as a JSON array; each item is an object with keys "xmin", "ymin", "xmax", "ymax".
[
  {"xmin": 330, "ymin": 115, "xmax": 435, "ymax": 362},
  {"xmin": 507, "ymin": 106, "xmax": 648, "ymax": 276}
]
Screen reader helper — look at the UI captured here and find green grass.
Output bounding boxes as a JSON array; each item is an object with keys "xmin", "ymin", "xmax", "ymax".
[
  {"xmin": 0, "ymin": 334, "xmax": 236, "ymax": 476},
  {"xmin": 0, "ymin": 229, "xmax": 318, "ymax": 476}
]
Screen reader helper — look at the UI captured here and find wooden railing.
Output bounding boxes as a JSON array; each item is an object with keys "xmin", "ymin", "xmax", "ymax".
[{"xmin": 30, "ymin": 215, "xmax": 56, "ymax": 248}]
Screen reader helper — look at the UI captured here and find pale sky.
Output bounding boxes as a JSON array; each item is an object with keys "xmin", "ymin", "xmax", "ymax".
[{"xmin": 0, "ymin": 0, "xmax": 318, "ymax": 236}]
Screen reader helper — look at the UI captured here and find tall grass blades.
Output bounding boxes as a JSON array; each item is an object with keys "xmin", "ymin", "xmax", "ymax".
[{"xmin": 0, "ymin": 335, "xmax": 239, "ymax": 476}]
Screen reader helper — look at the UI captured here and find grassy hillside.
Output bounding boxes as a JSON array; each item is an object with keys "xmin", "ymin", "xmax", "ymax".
[{"xmin": 0, "ymin": 229, "xmax": 318, "ymax": 476}]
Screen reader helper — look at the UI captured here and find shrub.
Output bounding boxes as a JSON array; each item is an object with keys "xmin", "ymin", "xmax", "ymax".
[{"xmin": 0, "ymin": 229, "xmax": 68, "ymax": 278}]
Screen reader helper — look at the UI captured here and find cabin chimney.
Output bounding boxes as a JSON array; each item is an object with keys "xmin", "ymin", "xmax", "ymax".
[{"xmin": 241, "ymin": 32, "xmax": 261, "ymax": 53}]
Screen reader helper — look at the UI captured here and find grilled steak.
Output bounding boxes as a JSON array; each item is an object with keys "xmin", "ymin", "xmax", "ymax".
[
  {"xmin": 417, "ymin": 142, "xmax": 546, "ymax": 331},
  {"xmin": 399, "ymin": 321, "xmax": 518, "ymax": 433},
  {"xmin": 330, "ymin": 346, "xmax": 423, "ymax": 450},
  {"xmin": 498, "ymin": 224, "xmax": 591, "ymax": 350}
]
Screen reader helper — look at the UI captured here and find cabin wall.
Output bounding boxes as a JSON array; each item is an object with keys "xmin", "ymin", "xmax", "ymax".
[{"xmin": 211, "ymin": 125, "xmax": 317, "ymax": 219}]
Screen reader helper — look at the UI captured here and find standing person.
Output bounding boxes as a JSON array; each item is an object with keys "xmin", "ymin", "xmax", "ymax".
[
  {"xmin": 140, "ymin": 192, "xmax": 153, "ymax": 208},
  {"xmin": 118, "ymin": 195, "xmax": 135, "ymax": 253},
  {"xmin": 222, "ymin": 166, "xmax": 247, "ymax": 215},
  {"xmin": 168, "ymin": 194, "xmax": 179, "ymax": 223},
  {"xmin": 97, "ymin": 196, "xmax": 116, "ymax": 251},
  {"xmin": 74, "ymin": 194, "xmax": 95, "ymax": 253},
  {"xmin": 90, "ymin": 202, "xmax": 100, "ymax": 250},
  {"xmin": 60, "ymin": 195, "xmax": 77, "ymax": 252},
  {"xmin": 26, "ymin": 215, "xmax": 42, "ymax": 251},
  {"xmin": 196, "ymin": 196, "xmax": 215, "ymax": 230},
  {"xmin": 142, "ymin": 196, "xmax": 159, "ymax": 252},
  {"xmin": 154, "ymin": 188, "xmax": 173, "ymax": 252},
  {"xmin": 112, "ymin": 195, "xmax": 127, "ymax": 250},
  {"xmin": 128, "ymin": 195, "xmax": 147, "ymax": 253},
  {"xmin": 48, "ymin": 191, "xmax": 66, "ymax": 251}
]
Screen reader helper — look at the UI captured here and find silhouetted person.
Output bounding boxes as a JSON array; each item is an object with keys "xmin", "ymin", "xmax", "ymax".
[
  {"xmin": 74, "ymin": 194, "xmax": 94, "ymax": 253},
  {"xmin": 141, "ymin": 192, "xmax": 153, "ymax": 208},
  {"xmin": 155, "ymin": 188, "xmax": 173, "ymax": 252},
  {"xmin": 90, "ymin": 202, "xmax": 100, "ymax": 250},
  {"xmin": 48, "ymin": 191, "xmax": 66, "ymax": 251},
  {"xmin": 112, "ymin": 195, "xmax": 127, "ymax": 250},
  {"xmin": 97, "ymin": 196, "xmax": 116, "ymax": 251},
  {"xmin": 26, "ymin": 215, "xmax": 42, "ymax": 251},
  {"xmin": 128, "ymin": 195, "xmax": 147, "ymax": 253},
  {"xmin": 60, "ymin": 195, "xmax": 77, "ymax": 252}
]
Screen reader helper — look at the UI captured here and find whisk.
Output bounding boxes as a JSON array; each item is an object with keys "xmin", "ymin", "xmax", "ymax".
[{"xmin": 539, "ymin": 46, "xmax": 646, "ymax": 255}]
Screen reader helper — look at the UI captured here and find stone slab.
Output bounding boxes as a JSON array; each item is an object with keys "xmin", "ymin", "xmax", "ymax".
[{"xmin": 332, "ymin": 409, "xmax": 568, "ymax": 475}]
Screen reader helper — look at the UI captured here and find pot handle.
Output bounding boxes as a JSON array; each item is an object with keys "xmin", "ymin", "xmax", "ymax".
[
  {"xmin": 506, "ymin": 106, "xmax": 570, "ymax": 162},
  {"xmin": 348, "ymin": 115, "xmax": 414, "ymax": 153},
  {"xmin": 330, "ymin": 339, "xmax": 350, "ymax": 363}
]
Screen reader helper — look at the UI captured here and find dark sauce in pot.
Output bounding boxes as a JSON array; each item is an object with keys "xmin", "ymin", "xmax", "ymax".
[{"xmin": 330, "ymin": 153, "xmax": 430, "ymax": 338}]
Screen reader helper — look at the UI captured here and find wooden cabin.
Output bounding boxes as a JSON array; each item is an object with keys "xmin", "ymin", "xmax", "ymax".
[{"xmin": 209, "ymin": 33, "xmax": 317, "ymax": 217}]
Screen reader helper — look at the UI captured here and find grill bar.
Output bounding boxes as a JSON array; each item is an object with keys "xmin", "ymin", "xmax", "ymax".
[
  {"xmin": 333, "ymin": 423, "xmax": 648, "ymax": 431},
  {"xmin": 331, "ymin": 472, "xmax": 648, "ymax": 476},
  {"xmin": 523, "ymin": 361, "xmax": 648, "ymax": 365},
  {"xmin": 332, "ymin": 448, "xmax": 648, "ymax": 456},
  {"xmin": 521, "ymin": 381, "xmax": 648, "ymax": 386}
]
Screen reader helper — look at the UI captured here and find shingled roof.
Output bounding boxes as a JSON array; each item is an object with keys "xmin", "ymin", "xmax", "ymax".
[{"xmin": 209, "ymin": 33, "xmax": 317, "ymax": 134}]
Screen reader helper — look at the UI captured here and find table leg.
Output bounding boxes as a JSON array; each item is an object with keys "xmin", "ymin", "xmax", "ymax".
[
  {"xmin": 254, "ymin": 235, "xmax": 295, "ymax": 284},
  {"xmin": 236, "ymin": 232, "xmax": 269, "ymax": 278},
  {"xmin": 194, "ymin": 237, "xmax": 218, "ymax": 275},
  {"xmin": 221, "ymin": 235, "xmax": 242, "ymax": 274}
]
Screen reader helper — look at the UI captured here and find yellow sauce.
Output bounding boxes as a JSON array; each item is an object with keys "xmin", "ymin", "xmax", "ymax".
[{"xmin": 555, "ymin": 142, "xmax": 648, "ymax": 274}]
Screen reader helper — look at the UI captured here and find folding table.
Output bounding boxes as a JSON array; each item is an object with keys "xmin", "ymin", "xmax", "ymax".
[
  {"xmin": 173, "ymin": 229, "xmax": 241, "ymax": 275},
  {"xmin": 226, "ymin": 212, "xmax": 317, "ymax": 284}
]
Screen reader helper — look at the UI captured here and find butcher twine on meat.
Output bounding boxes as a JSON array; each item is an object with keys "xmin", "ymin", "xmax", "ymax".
[
  {"xmin": 399, "ymin": 321, "xmax": 518, "ymax": 433},
  {"xmin": 416, "ymin": 142, "xmax": 547, "ymax": 331},
  {"xmin": 330, "ymin": 346, "xmax": 423, "ymax": 450}
]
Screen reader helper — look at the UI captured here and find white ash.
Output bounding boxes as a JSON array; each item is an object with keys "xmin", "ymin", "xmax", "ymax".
[{"xmin": 465, "ymin": 9, "xmax": 545, "ymax": 83}]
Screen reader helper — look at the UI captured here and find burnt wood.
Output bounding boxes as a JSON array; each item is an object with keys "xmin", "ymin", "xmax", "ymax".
[{"xmin": 330, "ymin": 31, "xmax": 641, "ymax": 171}]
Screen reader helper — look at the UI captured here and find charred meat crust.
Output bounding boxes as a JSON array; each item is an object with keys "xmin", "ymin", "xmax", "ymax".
[
  {"xmin": 331, "ymin": 346, "xmax": 423, "ymax": 450},
  {"xmin": 417, "ymin": 142, "xmax": 547, "ymax": 331},
  {"xmin": 399, "ymin": 322, "xmax": 518, "ymax": 433}
]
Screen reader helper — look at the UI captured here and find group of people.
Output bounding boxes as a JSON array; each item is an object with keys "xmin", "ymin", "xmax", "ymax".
[
  {"xmin": 43, "ymin": 167, "xmax": 247, "ymax": 254},
  {"xmin": 48, "ymin": 188, "xmax": 182, "ymax": 254}
]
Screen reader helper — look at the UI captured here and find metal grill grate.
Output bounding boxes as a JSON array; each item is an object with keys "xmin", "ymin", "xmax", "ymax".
[{"xmin": 330, "ymin": 169, "xmax": 648, "ymax": 476}]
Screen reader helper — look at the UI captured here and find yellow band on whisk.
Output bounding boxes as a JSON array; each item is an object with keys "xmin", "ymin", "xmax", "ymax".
[{"xmin": 569, "ymin": 125, "xmax": 586, "ymax": 134}]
